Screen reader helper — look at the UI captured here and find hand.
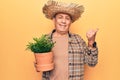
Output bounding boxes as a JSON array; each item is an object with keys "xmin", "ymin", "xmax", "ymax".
[
  {"xmin": 86, "ymin": 28, "xmax": 99, "ymax": 46},
  {"xmin": 34, "ymin": 61, "xmax": 37, "ymax": 68},
  {"xmin": 33, "ymin": 61, "xmax": 40, "ymax": 72}
]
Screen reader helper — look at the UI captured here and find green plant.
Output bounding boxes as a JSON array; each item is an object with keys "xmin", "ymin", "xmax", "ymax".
[{"xmin": 26, "ymin": 35, "xmax": 55, "ymax": 53}]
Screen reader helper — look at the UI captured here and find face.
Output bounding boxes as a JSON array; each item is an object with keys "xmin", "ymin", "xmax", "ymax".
[{"xmin": 53, "ymin": 13, "xmax": 72, "ymax": 35}]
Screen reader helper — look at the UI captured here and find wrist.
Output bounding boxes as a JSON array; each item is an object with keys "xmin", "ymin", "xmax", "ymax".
[{"xmin": 88, "ymin": 41, "xmax": 96, "ymax": 48}]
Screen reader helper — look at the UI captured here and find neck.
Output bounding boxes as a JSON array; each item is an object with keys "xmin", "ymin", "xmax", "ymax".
[{"xmin": 53, "ymin": 31, "xmax": 68, "ymax": 37}]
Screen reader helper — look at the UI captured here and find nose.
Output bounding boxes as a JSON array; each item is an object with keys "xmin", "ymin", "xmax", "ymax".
[{"xmin": 61, "ymin": 18, "xmax": 66, "ymax": 24}]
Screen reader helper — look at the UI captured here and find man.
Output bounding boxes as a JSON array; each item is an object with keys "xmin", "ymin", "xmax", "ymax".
[{"xmin": 40, "ymin": 0, "xmax": 98, "ymax": 80}]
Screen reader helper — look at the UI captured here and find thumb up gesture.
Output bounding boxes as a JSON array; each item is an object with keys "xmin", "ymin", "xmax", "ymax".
[{"xmin": 86, "ymin": 28, "xmax": 99, "ymax": 47}]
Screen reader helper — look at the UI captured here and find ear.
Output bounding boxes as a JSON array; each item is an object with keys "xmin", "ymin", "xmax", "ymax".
[
  {"xmin": 52, "ymin": 18, "xmax": 55, "ymax": 24},
  {"xmin": 52, "ymin": 18, "xmax": 55, "ymax": 22}
]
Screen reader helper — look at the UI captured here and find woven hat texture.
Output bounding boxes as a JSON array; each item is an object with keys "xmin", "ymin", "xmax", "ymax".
[{"xmin": 43, "ymin": 0, "xmax": 84, "ymax": 22}]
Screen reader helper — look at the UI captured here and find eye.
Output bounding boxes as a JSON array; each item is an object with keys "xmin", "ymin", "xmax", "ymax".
[
  {"xmin": 57, "ymin": 15, "xmax": 63, "ymax": 19},
  {"xmin": 66, "ymin": 17, "xmax": 70, "ymax": 20},
  {"xmin": 66, "ymin": 17, "xmax": 71, "ymax": 20}
]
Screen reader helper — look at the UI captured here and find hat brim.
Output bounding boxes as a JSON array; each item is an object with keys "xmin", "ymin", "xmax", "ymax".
[{"xmin": 43, "ymin": 0, "xmax": 84, "ymax": 22}]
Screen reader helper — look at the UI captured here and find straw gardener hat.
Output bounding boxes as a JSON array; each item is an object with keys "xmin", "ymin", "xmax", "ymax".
[{"xmin": 42, "ymin": 0, "xmax": 84, "ymax": 22}]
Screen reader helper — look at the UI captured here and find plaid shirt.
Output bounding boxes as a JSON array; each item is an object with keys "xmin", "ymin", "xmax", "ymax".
[{"xmin": 42, "ymin": 31, "xmax": 98, "ymax": 80}]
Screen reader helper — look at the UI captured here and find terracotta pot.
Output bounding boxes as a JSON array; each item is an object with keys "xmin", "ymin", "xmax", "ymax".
[{"xmin": 34, "ymin": 52, "xmax": 54, "ymax": 71}]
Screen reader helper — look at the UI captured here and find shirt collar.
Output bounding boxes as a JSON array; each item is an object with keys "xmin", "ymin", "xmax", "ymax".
[{"xmin": 50, "ymin": 29, "xmax": 71, "ymax": 39}]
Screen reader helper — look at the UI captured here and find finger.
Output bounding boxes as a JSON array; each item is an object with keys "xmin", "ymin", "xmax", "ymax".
[{"xmin": 95, "ymin": 28, "xmax": 99, "ymax": 33}]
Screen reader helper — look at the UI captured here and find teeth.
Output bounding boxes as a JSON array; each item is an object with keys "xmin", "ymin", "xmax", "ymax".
[{"xmin": 59, "ymin": 24, "xmax": 66, "ymax": 26}]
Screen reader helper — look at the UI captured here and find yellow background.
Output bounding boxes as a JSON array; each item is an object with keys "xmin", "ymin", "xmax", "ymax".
[{"xmin": 0, "ymin": 0, "xmax": 120, "ymax": 80}]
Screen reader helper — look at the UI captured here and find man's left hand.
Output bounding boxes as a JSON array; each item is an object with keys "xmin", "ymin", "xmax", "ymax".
[{"xmin": 86, "ymin": 28, "xmax": 99, "ymax": 47}]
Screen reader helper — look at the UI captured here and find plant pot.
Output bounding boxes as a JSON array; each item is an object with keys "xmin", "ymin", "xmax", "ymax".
[{"xmin": 34, "ymin": 52, "xmax": 54, "ymax": 71}]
